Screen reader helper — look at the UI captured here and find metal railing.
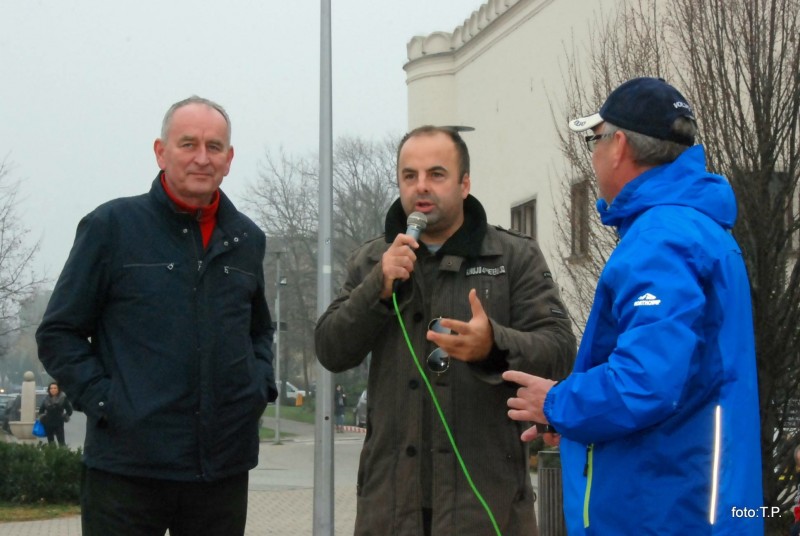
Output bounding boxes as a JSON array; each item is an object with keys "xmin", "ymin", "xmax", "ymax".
[{"xmin": 538, "ymin": 449, "xmax": 566, "ymax": 536}]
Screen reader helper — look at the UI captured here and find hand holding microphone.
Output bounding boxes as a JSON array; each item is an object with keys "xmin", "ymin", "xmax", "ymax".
[{"xmin": 380, "ymin": 212, "xmax": 427, "ymax": 299}]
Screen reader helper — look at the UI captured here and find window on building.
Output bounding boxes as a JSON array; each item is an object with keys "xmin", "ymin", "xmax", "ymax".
[
  {"xmin": 571, "ymin": 180, "xmax": 590, "ymax": 258},
  {"xmin": 511, "ymin": 199, "xmax": 536, "ymax": 240}
]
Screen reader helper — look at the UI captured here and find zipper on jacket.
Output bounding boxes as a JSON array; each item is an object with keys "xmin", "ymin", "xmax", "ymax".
[
  {"xmin": 122, "ymin": 262, "xmax": 175, "ymax": 270},
  {"xmin": 583, "ymin": 443, "xmax": 594, "ymax": 529},
  {"xmin": 224, "ymin": 265, "xmax": 255, "ymax": 277}
]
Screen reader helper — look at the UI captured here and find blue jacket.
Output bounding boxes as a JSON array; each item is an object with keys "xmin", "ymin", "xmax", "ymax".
[
  {"xmin": 544, "ymin": 146, "xmax": 763, "ymax": 534},
  {"xmin": 37, "ymin": 176, "xmax": 277, "ymax": 482}
]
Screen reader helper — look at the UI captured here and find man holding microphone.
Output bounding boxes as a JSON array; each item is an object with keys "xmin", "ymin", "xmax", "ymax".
[{"xmin": 316, "ymin": 125, "xmax": 575, "ymax": 535}]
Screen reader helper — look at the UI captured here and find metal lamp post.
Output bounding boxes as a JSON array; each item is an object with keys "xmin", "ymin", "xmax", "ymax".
[
  {"xmin": 314, "ymin": 0, "xmax": 335, "ymax": 531},
  {"xmin": 274, "ymin": 253, "xmax": 288, "ymax": 445}
]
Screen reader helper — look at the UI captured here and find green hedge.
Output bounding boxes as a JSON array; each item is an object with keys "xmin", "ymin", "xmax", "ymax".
[{"xmin": 0, "ymin": 442, "xmax": 82, "ymax": 504}]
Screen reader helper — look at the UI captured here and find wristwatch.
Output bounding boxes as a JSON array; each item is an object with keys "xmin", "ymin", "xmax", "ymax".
[{"xmin": 535, "ymin": 422, "xmax": 558, "ymax": 434}]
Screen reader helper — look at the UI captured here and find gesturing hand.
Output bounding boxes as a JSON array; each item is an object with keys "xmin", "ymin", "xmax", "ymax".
[
  {"xmin": 502, "ymin": 369, "xmax": 557, "ymax": 442},
  {"xmin": 427, "ymin": 289, "xmax": 493, "ymax": 362}
]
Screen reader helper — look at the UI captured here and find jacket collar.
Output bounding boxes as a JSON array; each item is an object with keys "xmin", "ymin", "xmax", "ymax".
[
  {"xmin": 160, "ymin": 173, "xmax": 220, "ymax": 224},
  {"xmin": 44, "ymin": 392, "xmax": 66, "ymax": 405},
  {"xmin": 148, "ymin": 174, "xmax": 242, "ymax": 231},
  {"xmin": 384, "ymin": 195, "xmax": 488, "ymax": 259},
  {"xmin": 596, "ymin": 145, "xmax": 736, "ymax": 237}
]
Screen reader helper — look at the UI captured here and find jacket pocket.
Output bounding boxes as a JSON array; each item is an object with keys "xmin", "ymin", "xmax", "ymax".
[
  {"xmin": 117, "ymin": 262, "xmax": 180, "ymax": 300},
  {"xmin": 226, "ymin": 351, "xmax": 258, "ymax": 391},
  {"xmin": 220, "ymin": 264, "xmax": 258, "ymax": 298}
]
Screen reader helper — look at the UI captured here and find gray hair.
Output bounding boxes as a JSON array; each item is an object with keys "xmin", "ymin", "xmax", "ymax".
[
  {"xmin": 605, "ymin": 116, "xmax": 697, "ymax": 167},
  {"xmin": 160, "ymin": 96, "xmax": 232, "ymax": 144}
]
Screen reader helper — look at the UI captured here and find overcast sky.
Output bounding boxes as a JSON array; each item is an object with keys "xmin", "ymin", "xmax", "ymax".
[{"xmin": 0, "ymin": 0, "xmax": 481, "ymax": 283}]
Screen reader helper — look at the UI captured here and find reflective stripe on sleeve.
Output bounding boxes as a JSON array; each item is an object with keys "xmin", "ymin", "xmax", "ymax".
[{"xmin": 709, "ymin": 405, "xmax": 722, "ymax": 525}]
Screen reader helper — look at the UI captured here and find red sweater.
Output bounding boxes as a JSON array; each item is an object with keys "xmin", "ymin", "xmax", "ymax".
[{"xmin": 160, "ymin": 174, "xmax": 219, "ymax": 248}]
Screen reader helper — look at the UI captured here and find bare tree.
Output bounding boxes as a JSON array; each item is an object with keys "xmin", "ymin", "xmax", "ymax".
[
  {"xmin": 2, "ymin": 290, "xmax": 52, "ymax": 387},
  {"xmin": 551, "ymin": 1, "xmax": 800, "ymax": 531},
  {"xmin": 549, "ymin": 0, "xmax": 663, "ymax": 331},
  {"xmin": 333, "ymin": 136, "xmax": 398, "ymax": 261},
  {"xmin": 0, "ymin": 159, "xmax": 45, "ymax": 335},
  {"xmin": 0, "ymin": 158, "xmax": 46, "ymax": 387},
  {"xmin": 243, "ymin": 136, "xmax": 398, "ymax": 393},
  {"xmin": 243, "ymin": 149, "xmax": 318, "ymax": 395}
]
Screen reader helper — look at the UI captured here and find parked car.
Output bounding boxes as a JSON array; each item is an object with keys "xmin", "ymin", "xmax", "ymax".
[
  {"xmin": 0, "ymin": 393, "xmax": 16, "ymax": 412},
  {"xmin": 33, "ymin": 389, "xmax": 48, "ymax": 415},
  {"xmin": 277, "ymin": 381, "xmax": 307, "ymax": 401},
  {"xmin": 353, "ymin": 390, "xmax": 367, "ymax": 428},
  {"xmin": 0, "ymin": 394, "xmax": 18, "ymax": 432}
]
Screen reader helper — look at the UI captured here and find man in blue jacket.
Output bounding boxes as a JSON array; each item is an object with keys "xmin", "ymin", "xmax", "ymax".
[
  {"xmin": 36, "ymin": 96, "xmax": 277, "ymax": 536},
  {"xmin": 503, "ymin": 78, "xmax": 764, "ymax": 534}
]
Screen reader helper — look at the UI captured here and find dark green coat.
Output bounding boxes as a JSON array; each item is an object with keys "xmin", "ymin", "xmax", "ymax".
[{"xmin": 316, "ymin": 196, "xmax": 575, "ymax": 536}]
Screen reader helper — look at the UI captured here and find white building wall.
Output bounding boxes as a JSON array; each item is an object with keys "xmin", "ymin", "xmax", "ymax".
[{"xmin": 405, "ymin": 0, "xmax": 620, "ymax": 274}]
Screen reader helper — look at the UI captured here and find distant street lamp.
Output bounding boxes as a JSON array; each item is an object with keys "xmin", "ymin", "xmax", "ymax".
[{"xmin": 274, "ymin": 252, "xmax": 288, "ymax": 445}]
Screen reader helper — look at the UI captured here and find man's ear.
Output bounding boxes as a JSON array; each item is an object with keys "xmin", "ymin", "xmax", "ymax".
[
  {"xmin": 461, "ymin": 173, "xmax": 471, "ymax": 198},
  {"xmin": 154, "ymin": 138, "xmax": 166, "ymax": 170},
  {"xmin": 610, "ymin": 131, "xmax": 628, "ymax": 169}
]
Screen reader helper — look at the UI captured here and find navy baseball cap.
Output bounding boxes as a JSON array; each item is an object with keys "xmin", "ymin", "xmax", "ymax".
[{"xmin": 568, "ymin": 77, "xmax": 696, "ymax": 146}]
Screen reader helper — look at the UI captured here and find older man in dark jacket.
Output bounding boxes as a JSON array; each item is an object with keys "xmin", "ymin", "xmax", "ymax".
[
  {"xmin": 36, "ymin": 96, "xmax": 277, "ymax": 536},
  {"xmin": 316, "ymin": 126, "xmax": 575, "ymax": 536}
]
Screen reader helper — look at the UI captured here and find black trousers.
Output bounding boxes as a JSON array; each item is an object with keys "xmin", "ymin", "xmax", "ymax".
[
  {"xmin": 44, "ymin": 423, "xmax": 66, "ymax": 446},
  {"xmin": 81, "ymin": 466, "xmax": 248, "ymax": 536}
]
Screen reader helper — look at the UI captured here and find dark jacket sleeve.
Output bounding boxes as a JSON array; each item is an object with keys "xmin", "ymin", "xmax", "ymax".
[
  {"xmin": 315, "ymin": 242, "xmax": 398, "ymax": 373},
  {"xmin": 251, "ymin": 236, "xmax": 278, "ymax": 403},
  {"xmin": 35, "ymin": 212, "xmax": 112, "ymax": 421},
  {"xmin": 472, "ymin": 232, "xmax": 576, "ymax": 383}
]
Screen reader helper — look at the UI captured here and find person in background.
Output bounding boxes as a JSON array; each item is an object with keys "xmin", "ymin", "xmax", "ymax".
[
  {"xmin": 334, "ymin": 384, "xmax": 347, "ymax": 432},
  {"xmin": 504, "ymin": 77, "xmax": 763, "ymax": 535},
  {"xmin": 39, "ymin": 381, "xmax": 73, "ymax": 446},
  {"xmin": 36, "ymin": 96, "xmax": 277, "ymax": 536},
  {"xmin": 316, "ymin": 125, "xmax": 575, "ymax": 536},
  {"xmin": 3, "ymin": 394, "xmax": 21, "ymax": 433}
]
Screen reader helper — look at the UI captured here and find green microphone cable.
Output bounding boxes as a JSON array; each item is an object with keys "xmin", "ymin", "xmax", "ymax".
[{"xmin": 392, "ymin": 292, "xmax": 502, "ymax": 536}]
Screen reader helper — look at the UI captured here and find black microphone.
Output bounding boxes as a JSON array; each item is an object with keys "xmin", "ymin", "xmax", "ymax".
[{"xmin": 393, "ymin": 212, "xmax": 427, "ymax": 293}]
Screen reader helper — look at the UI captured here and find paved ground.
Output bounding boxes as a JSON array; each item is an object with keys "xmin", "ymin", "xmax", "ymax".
[
  {"xmin": 0, "ymin": 488, "xmax": 359, "ymax": 536},
  {"xmin": 0, "ymin": 416, "xmax": 363, "ymax": 535},
  {"xmin": 1, "ymin": 416, "xmax": 542, "ymax": 535}
]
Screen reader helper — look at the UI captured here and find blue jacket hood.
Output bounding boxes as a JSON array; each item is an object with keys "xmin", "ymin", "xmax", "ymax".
[{"xmin": 597, "ymin": 145, "xmax": 737, "ymax": 235}]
